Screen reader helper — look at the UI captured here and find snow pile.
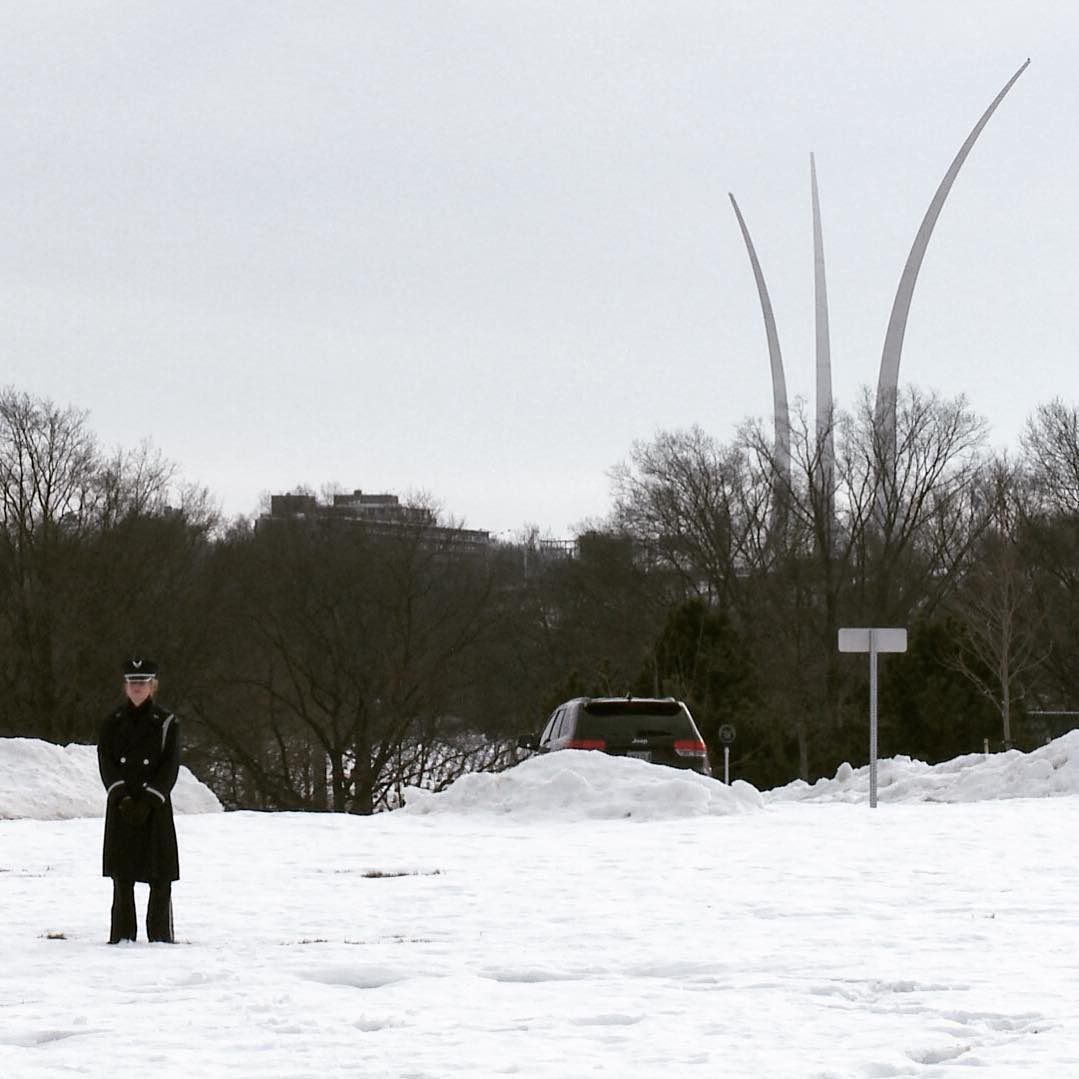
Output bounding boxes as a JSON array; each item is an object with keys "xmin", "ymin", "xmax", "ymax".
[
  {"xmin": 10, "ymin": 728, "xmax": 1079, "ymax": 823},
  {"xmin": 0, "ymin": 738, "xmax": 223, "ymax": 820},
  {"xmin": 402, "ymin": 749, "xmax": 763, "ymax": 820},
  {"xmin": 767, "ymin": 728, "xmax": 1079, "ymax": 804}
]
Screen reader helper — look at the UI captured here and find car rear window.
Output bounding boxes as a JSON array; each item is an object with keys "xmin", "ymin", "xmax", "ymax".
[
  {"xmin": 576, "ymin": 701, "xmax": 697, "ymax": 738},
  {"xmin": 584, "ymin": 699, "xmax": 682, "ymax": 716}
]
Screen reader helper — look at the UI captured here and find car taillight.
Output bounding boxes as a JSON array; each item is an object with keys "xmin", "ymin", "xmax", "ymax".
[
  {"xmin": 565, "ymin": 739, "xmax": 606, "ymax": 750},
  {"xmin": 674, "ymin": 739, "xmax": 707, "ymax": 757}
]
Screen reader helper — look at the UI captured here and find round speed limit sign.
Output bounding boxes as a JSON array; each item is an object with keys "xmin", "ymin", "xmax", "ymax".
[{"xmin": 718, "ymin": 724, "xmax": 737, "ymax": 745}]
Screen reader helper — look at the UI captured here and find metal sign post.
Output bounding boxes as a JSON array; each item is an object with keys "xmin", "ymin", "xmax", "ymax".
[
  {"xmin": 717, "ymin": 724, "xmax": 736, "ymax": 785},
  {"xmin": 838, "ymin": 628, "xmax": 907, "ymax": 808}
]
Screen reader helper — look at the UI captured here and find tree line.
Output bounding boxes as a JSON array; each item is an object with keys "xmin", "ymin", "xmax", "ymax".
[{"xmin": 3, "ymin": 384, "xmax": 1079, "ymax": 808}]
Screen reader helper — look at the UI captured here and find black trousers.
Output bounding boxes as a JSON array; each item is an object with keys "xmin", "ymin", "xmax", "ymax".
[{"xmin": 110, "ymin": 878, "xmax": 174, "ymax": 943}]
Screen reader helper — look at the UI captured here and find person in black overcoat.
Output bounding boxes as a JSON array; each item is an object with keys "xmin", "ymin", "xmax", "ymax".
[{"xmin": 97, "ymin": 656, "xmax": 181, "ymax": 943}]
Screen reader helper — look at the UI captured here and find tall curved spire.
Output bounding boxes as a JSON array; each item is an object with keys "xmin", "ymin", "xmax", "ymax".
[
  {"xmin": 811, "ymin": 153, "xmax": 834, "ymax": 490},
  {"xmin": 876, "ymin": 60, "xmax": 1030, "ymax": 429},
  {"xmin": 729, "ymin": 192, "xmax": 791, "ymax": 480}
]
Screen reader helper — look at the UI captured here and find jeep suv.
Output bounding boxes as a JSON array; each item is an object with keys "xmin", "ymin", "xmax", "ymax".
[{"xmin": 519, "ymin": 697, "xmax": 711, "ymax": 775}]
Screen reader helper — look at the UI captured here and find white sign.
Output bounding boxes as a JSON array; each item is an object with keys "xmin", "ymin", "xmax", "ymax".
[{"xmin": 838, "ymin": 628, "xmax": 908, "ymax": 654}]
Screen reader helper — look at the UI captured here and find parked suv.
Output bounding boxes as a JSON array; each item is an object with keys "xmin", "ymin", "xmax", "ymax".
[{"xmin": 519, "ymin": 696, "xmax": 711, "ymax": 775}]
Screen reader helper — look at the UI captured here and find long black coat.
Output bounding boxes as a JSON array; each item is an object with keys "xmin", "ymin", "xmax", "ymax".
[{"xmin": 97, "ymin": 699, "xmax": 181, "ymax": 882}]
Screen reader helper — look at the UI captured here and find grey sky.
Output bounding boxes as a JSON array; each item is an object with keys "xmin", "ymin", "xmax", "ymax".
[{"xmin": 2, "ymin": 2, "xmax": 1073, "ymax": 536}]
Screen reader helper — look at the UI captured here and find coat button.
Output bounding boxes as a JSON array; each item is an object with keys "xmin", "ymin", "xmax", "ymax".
[
  {"xmin": 120, "ymin": 756, "xmax": 126, "ymax": 764},
  {"xmin": 143, "ymin": 759, "xmax": 149, "ymax": 766}
]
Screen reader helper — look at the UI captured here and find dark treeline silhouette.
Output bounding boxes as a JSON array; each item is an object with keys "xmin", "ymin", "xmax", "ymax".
[{"xmin": 4, "ymin": 385, "xmax": 1079, "ymax": 806}]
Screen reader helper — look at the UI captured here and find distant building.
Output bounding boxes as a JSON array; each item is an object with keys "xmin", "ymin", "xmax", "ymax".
[
  {"xmin": 268, "ymin": 493, "xmax": 318, "ymax": 518},
  {"xmin": 261, "ymin": 488, "xmax": 491, "ymax": 556},
  {"xmin": 526, "ymin": 533, "xmax": 635, "ymax": 565},
  {"xmin": 330, "ymin": 490, "xmax": 431, "ymax": 525}
]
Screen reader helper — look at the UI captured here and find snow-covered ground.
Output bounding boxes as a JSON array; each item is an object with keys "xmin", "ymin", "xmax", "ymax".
[{"xmin": 3, "ymin": 738, "xmax": 1079, "ymax": 1077}]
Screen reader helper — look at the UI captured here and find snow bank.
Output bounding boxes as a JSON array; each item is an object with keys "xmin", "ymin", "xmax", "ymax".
[
  {"xmin": 402, "ymin": 749, "xmax": 763, "ymax": 821},
  {"xmin": 767, "ymin": 729, "xmax": 1079, "ymax": 804},
  {"xmin": 404, "ymin": 732, "xmax": 1079, "ymax": 820},
  {"xmin": 0, "ymin": 738, "xmax": 223, "ymax": 820},
  {"xmin": 13, "ymin": 727, "xmax": 1079, "ymax": 824}
]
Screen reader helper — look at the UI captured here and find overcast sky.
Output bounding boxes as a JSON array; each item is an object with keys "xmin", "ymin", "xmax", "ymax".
[{"xmin": 2, "ymin": 2, "xmax": 1074, "ymax": 536}]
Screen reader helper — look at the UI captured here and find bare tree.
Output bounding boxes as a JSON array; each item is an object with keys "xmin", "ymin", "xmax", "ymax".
[
  {"xmin": 0, "ymin": 390, "xmax": 99, "ymax": 735},
  {"xmin": 0, "ymin": 389, "xmax": 218, "ymax": 741},
  {"xmin": 1015, "ymin": 400, "xmax": 1079, "ymax": 719},
  {"xmin": 608, "ymin": 386, "xmax": 989, "ymax": 782},
  {"xmin": 610, "ymin": 426, "xmax": 772, "ymax": 607},
  {"xmin": 845, "ymin": 386, "xmax": 988, "ymax": 623},
  {"xmin": 199, "ymin": 499, "xmax": 501, "ymax": 813},
  {"xmin": 1023, "ymin": 399, "xmax": 1079, "ymax": 515},
  {"xmin": 945, "ymin": 458, "xmax": 1047, "ymax": 747},
  {"xmin": 94, "ymin": 440, "xmax": 179, "ymax": 526}
]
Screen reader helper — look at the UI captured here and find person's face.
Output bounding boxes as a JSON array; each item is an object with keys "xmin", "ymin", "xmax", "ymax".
[{"xmin": 124, "ymin": 677, "xmax": 156, "ymax": 705}]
